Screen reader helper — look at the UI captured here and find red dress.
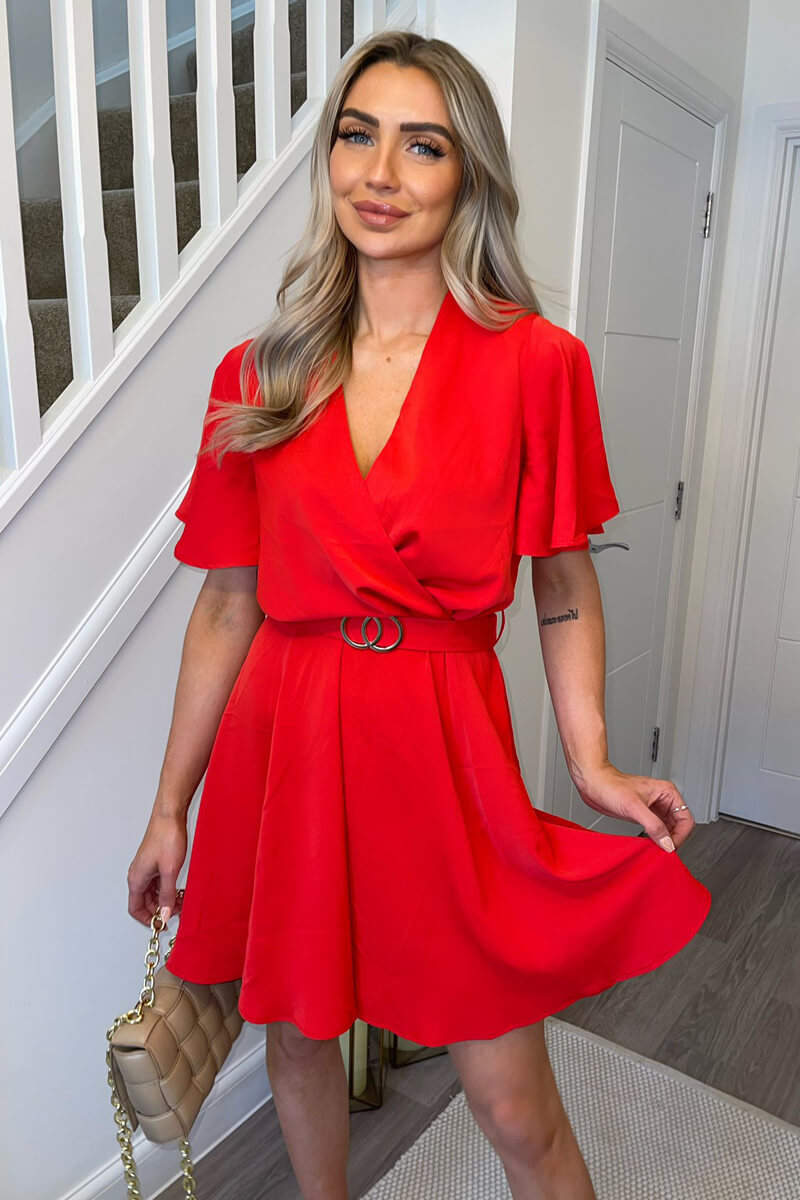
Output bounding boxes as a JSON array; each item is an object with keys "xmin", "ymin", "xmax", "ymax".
[{"xmin": 165, "ymin": 289, "xmax": 711, "ymax": 1044}]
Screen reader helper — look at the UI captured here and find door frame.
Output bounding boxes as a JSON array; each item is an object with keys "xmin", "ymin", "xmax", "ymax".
[
  {"xmin": 546, "ymin": 1, "xmax": 737, "ymax": 824},
  {"xmin": 683, "ymin": 102, "xmax": 800, "ymax": 831}
]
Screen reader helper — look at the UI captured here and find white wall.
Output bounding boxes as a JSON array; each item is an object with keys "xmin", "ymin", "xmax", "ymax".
[
  {"xmin": 610, "ymin": 0, "xmax": 749, "ymax": 101},
  {"xmin": 0, "ymin": 1, "xmax": 766, "ymax": 1196}
]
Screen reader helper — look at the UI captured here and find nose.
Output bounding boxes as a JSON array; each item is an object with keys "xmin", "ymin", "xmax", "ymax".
[{"xmin": 362, "ymin": 142, "xmax": 402, "ymax": 190}]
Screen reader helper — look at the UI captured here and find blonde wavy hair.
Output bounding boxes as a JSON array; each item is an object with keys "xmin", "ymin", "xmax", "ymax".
[{"xmin": 206, "ymin": 28, "xmax": 551, "ymax": 463}]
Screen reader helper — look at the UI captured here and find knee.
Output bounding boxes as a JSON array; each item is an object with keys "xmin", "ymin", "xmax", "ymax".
[
  {"xmin": 267, "ymin": 1020, "xmax": 340, "ymax": 1061},
  {"xmin": 470, "ymin": 1092, "xmax": 563, "ymax": 1163}
]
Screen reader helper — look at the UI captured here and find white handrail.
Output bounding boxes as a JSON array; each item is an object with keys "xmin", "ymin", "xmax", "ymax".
[
  {"xmin": 0, "ymin": 0, "xmax": 40, "ymax": 471},
  {"xmin": 49, "ymin": 0, "xmax": 114, "ymax": 382},
  {"xmin": 127, "ymin": 0, "xmax": 179, "ymax": 303}
]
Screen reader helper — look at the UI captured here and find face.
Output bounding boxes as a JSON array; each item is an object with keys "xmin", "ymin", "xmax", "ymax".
[{"xmin": 329, "ymin": 62, "xmax": 463, "ymax": 264}]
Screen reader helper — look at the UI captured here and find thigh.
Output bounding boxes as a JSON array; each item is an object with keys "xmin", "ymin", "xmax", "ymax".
[{"xmin": 447, "ymin": 1020, "xmax": 564, "ymax": 1136}]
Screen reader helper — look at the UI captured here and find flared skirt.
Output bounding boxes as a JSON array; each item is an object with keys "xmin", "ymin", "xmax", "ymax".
[{"xmin": 165, "ymin": 617, "xmax": 712, "ymax": 1045}]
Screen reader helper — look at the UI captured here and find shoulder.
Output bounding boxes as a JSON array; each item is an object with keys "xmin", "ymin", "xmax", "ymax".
[
  {"xmin": 476, "ymin": 308, "xmax": 583, "ymax": 365},
  {"xmin": 519, "ymin": 314, "xmax": 589, "ymax": 383},
  {"xmin": 522, "ymin": 313, "xmax": 582, "ymax": 355},
  {"xmin": 211, "ymin": 338, "xmax": 259, "ymax": 404}
]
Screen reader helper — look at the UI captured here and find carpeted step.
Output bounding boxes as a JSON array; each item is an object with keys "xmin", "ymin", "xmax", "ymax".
[
  {"xmin": 29, "ymin": 294, "xmax": 141, "ymax": 416},
  {"xmin": 187, "ymin": 5, "xmax": 304, "ymax": 90},
  {"xmin": 19, "ymin": 196, "xmax": 67, "ymax": 300},
  {"xmin": 97, "ymin": 79, "xmax": 262, "ymax": 192},
  {"xmin": 27, "ymin": 298, "xmax": 73, "ymax": 415},
  {"xmin": 185, "ymin": 0, "xmax": 354, "ymax": 90},
  {"xmin": 21, "ymin": 175, "xmax": 207, "ymax": 302}
]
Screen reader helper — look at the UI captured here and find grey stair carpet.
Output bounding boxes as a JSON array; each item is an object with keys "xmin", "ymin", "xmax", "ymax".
[
  {"xmin": 20, "ymin": 1, "xmax": 355, "ymax": 416},
  {"xmin": 362, "ymin": 1017, "xmax": 800, "ymax": 1199}
]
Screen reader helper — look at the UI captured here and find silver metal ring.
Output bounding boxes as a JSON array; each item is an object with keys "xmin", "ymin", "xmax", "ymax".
[{"xmin": 340, "ymin": 615, "xmax": 403, "ymax": 652}]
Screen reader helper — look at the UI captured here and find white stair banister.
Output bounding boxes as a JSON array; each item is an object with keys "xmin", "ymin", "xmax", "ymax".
[
  {"xmin": 307, "ymin": 0, "xmax": 343, "ymax": 102},
  {"xmin": 0, "ymin": 0, "xmax": 41, "ymax": 473},
  {"xmin": 254, "ymin": 0, "xmax": 292, "ymax": 164},
  {"xmin": 195, "ymin": 0, "xmax": 238, "ymax": 230},
  {"xmin": 49, "ymin": 0, "xmax": 114, "ymax": 382},
  {"xmin": 127, "ymin": 0, "xmax": 179, "ymax": 304}
]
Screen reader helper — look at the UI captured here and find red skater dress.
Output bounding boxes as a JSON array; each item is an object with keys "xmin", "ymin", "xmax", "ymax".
[{"xmin": 165, "ymin": 289, "xmax": 712, "ymax": 1045}]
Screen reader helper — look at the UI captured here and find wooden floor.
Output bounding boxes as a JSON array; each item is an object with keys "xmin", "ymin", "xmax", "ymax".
[{"xmin": 159, "ymin": 816, "xmax": 799, "ymax": 1198}]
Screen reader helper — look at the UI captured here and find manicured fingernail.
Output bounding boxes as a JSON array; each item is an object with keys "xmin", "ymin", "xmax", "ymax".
[
  {"xmin": 660, "ymin": 836, "xmax": 675, "ymax": 853},
  {"xmin": 159, "ymin": 905, "xmax": 171, "ymax": 923}
]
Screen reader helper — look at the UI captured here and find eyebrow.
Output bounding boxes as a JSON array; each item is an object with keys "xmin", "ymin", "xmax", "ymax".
[{"xmin": 338, "ymin": 107, "xmax": 456, "ymax": 147}]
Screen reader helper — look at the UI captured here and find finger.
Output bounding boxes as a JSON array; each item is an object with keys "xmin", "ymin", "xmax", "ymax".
[
  {"xmin": 128, "ymin": 880, "xmax": 161, "ymax": 924},
  {"xmin": 633, "ymin": 798, "xmax": 681, "ymax": 853},
  {"xmin": 128, "ymin": 889, "xmax": 157, "ymax": 925},
  {"xmin": 651, "ymin": 795, "xmax": 696, "ymax": 848},
  {"xmin": 641, "ymin": 781, "xmax": 700, "ymax": 848},
  {"xmin": 666, "ymin": 807, "xmax": 695, "ymax": 849},
  {"xmin": 157, "ymin": 874, "xmax": 179, "ymax": 922}
]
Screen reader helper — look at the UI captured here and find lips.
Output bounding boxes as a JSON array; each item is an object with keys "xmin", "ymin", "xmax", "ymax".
[{"xmin": 353, "ymin": 201, "xmax": 410, "ymax": 217}]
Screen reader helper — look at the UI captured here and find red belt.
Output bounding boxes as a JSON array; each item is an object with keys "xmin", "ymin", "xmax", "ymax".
[{"xmin": 267, "ymin": 611, "xmax": 506, "ymax": 652}]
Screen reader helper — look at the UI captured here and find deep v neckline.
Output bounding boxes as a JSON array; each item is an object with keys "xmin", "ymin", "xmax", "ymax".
[{"xmin": 337, "ymin": 288, "xmax": 453, "ymax": 486}]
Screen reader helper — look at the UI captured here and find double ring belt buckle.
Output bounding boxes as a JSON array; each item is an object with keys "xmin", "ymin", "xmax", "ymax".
[{"xmin": 340, "ymin": 615, "xmax": 403, "ymax": 652}]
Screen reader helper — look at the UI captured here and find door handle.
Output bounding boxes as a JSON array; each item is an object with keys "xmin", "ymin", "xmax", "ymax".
[{"xmin": 588, "ymin": 539, "xmax": 630, "ymax": 553}]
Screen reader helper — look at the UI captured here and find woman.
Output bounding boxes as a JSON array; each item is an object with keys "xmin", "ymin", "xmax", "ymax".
[{"xmin": 127, "ymin": 30, "xmax": 711, "ymax": 1200}]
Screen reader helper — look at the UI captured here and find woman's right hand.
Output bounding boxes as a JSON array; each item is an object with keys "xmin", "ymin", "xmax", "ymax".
[{"xmin": 127, "ymin": 812, "xmax": 188, "ymax": 927}]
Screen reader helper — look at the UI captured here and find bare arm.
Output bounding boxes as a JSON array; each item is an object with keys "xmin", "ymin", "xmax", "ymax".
[
  {"xmin": 530, "ymin": 549, "xmax": 694, "ymax": 852},
  {"xmin": 127, "ymin": 565, "xmax": 263, "ymax": 924},
  {"xmin": 530, "ymin": 548, "xmax": 609, "ymax": 789},
  {"xmin": 155, "ymin": 564, "xmax": 264, "ymax": 819}
]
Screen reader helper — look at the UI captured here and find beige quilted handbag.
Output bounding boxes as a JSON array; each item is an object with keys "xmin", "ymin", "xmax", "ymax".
[{"xmin": 106, "ymin": 891, "xmax": 244, "ymax": 1197}]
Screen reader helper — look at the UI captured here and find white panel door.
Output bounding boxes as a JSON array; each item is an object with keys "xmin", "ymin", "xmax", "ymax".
[
  {"xmin": 554, "ymin": 61, "xmax": 715, "ymax": 829},
  {"xmin": 721, "ymin": 147, "xmax": 800, "ymax": 836}
]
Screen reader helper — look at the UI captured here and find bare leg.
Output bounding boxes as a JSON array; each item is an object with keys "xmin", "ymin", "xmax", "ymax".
[
  {"xmin": 448, "ymin": 1019, "xmax": 596, "ymax": 1200},
  {"xmin": 266, "ymin": 1021, "xmax": 350, "ymax": 1200}
]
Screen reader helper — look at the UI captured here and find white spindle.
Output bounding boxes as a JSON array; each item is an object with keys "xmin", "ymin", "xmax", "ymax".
[
  {"xmin": 195, "ymin": 0, "xmax": 238, "ymax": 229},
  {"xmin": 307, "ymin": 0, "xmax": 342, "ymax": 102},
  {"xmin": 127, "ymin": 0, "xmax": 179, "ymax": 302},
  {"xmin": 49, "ymin": 0, "xmax": 113, "ymax": 381},
  {"xmin": 0, "ymin": 0, "xmax": 41, "ymax": 472},
  {"xmin": 354, "ymin": 0, "xmax": 387, "ymax": 42},
  {"xmin": 253, "ymin": 0, "xmax": 292, "ymax": 163}
]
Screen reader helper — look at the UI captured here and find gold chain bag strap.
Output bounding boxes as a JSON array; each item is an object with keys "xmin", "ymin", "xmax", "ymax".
[{"xmin": 105, "ymin": 890, "xmax": 244, "ymax": 1197}]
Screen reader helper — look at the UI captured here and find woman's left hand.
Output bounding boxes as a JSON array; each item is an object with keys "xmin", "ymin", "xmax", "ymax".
[{"xmin": 572, "ymin": 762, "xmax": 696, "ymax": 853}]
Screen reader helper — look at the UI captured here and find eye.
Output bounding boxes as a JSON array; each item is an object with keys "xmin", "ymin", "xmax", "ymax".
[
  {"xmin": 409, "ymin": 137, "xmax": 445, "ymax": 159},
  {"xmin": 336, "ymin": 125, "xmax": 446, "ymax": 159},
  {"xmin": 337, "ymin": 125, "xmax": 372, "ymax": 146}
]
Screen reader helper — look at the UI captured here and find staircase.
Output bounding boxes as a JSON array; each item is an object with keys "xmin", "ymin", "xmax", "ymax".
[{"xmin": 19, "ymin": 2, "xmax": 354, "ymax": 417}]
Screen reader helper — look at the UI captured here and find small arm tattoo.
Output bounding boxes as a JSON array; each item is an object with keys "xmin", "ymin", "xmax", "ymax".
[{"xmin": 540, "ymin": 606, "xmax": 579, "ymax": 626}]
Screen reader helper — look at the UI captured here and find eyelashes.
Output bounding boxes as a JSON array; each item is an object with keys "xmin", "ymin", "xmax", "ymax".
[{"xmin": 336, "ymin": 125, "xmax": 446, "ymax": 159}]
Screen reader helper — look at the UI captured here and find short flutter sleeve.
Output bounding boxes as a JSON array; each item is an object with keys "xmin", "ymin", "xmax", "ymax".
[
  {"xmin": 174, "ymin": 342, "xmax": 260, "ymax": 568},
  {"xmin": 513, "ymin": 319, "xmax": 620, "ymax": 557}
]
